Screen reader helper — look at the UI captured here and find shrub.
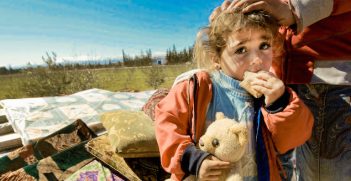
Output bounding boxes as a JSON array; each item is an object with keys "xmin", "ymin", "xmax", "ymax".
[
  {"xmin": 21, "ymin": 52, "xmax": 98, "ymax": 97},
  {"xmin": 143, "ymin": 65, "xmax": 165, "ymax": 89}
]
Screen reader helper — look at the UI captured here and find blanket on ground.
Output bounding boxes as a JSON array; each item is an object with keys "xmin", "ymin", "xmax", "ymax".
[
  {"xmin": 0, "ymin": 140, "xmax": 93, "ymax": 180},
  {"xmin": 0, "ymin": 119, "xmax": 96, "ymax": 176},
  {"xmin": 0, "ymin": 88, "xmax": 155, "ymax": 145}
]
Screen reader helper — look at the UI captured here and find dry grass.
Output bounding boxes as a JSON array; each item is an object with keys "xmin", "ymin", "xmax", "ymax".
[{"xmin": 0, "ymin": 64, "xmax": 195, "ymax": 99}]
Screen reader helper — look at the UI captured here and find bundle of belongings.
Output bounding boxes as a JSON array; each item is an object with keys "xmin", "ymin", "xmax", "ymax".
[{"xmin": 0, "ymin": 88, "xmax": 170, "ymax": 180}]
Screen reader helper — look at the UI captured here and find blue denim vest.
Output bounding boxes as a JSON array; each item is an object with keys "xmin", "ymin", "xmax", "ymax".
[{"xmin": 206, "ymin": 71, "xmax": 259, "ymax": 181}]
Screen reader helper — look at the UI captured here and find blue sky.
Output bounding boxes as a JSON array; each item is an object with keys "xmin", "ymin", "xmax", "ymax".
[{"xmin": 0, "ymin": 0, "xmax": 222, "ymax": 67}]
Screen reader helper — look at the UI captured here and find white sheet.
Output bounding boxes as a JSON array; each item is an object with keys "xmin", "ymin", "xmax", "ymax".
[{"xmin": 0, "ymin": 88, "xmax": 155, "ymax": 145}]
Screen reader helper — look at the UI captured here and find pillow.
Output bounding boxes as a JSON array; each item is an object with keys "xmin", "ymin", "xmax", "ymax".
[
  {"xmin": 100, "ymin": 110, "xmax": 159, "ymax": 158},
  {"xmin": 85, "ymin": 135, "xmax": 170, "ymax": 181},
  {"xmin": 142, "ymin": 88, "xmax": 169, "ymax": 121}
]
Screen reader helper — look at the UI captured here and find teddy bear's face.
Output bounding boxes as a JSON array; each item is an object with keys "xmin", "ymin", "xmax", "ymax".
[{"xmin": 199, "ymin": 115, "xmax": 248, "ymax": 163}]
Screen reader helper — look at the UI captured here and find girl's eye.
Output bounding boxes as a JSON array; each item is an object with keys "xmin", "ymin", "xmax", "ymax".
[
  {"xmin": 235, "ymin": 47, "xmax": 247, "ymax": 54},
  {"xmin": 259, "ymin": 42, "xmax": 271, "ymax": 50}
]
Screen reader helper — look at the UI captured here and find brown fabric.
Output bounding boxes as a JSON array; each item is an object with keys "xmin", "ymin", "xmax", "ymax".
[
  {"xmin": 100, "ymin": 110, "xmax": 159, "ymax": 158},
  {"xmin": 142, "ymin": 88, "xmax": 169, "ymax": 121},
  {"xmin": 7, "ymin": 145, "xmax": 37, "ymax": 164},
  {"xmin": 0, "ymin": 119, "xmax": 96, "ymax": 175},
  {"xmin": 44, "ymin": 129, "xmax": 81, "ymax": 151},
  {"xmin": 0, "ymin": 140, "xmax": 93, "ymax": 181},
  {"xmin": 0, "ymin": 168, "xmax": 36, "ymax": 181}
]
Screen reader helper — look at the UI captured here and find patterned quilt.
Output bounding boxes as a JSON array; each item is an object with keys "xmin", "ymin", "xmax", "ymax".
[{"xmin": 0, "ymin": 88, "xmax": 155, "ymax": 145}]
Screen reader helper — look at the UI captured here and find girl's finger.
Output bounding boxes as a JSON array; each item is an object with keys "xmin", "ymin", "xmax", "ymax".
[
  {"xmin": 256, "ymin": 70, "xmax": 275, "ymax": 80},
  {"xmin": 251, "ymin": 85, "xmax": 269, "ymax": 96},
  {"xmin": 208, "ymin": 160, "xmax": 231, "ymax": 168},
  {"xmin": 207, "ymin": 170, "xmax": 223, "ymax": 176},
  {"xmin": 251, "ymin": 79, "xmax": 273, "ymax": 89}
]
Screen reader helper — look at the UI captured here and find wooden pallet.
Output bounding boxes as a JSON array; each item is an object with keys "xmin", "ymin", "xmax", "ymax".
[{"xmin": 0, "ymin": 109, "xmax": 22, "ymax": 153}]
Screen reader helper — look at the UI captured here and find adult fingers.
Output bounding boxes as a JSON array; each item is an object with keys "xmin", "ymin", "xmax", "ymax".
[
  {"xmin": 221, "ymin": 0, "xmax": 232, "ymax": 11},
  {"xmin": 227, "ymin": 0, "xmax": 242, "ymax": 12},
  {"xmin": 209, "ymin": 7, "xmax": 222, "ymax": 23},
  {"xmin": 238, "ymin": 0, "xmax": 295, "ymax": 26},
  {"xmin": 229, "ymin": 0, "xmax": 259, "ymax": 11},
  {"xmin": 242, "ymin": 1, "xmax": 270, "ymax": 13},
  {"xmin": 209, "ymin": 1, "xmax": 231, "ymax": 23}
]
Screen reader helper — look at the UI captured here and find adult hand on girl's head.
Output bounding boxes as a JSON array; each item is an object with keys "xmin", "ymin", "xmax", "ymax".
[
  {"xmin": 210, "ymin": 0, "xmax": 296, "ymax": 27},
  {"xmin": 198, "ymin": 155, "xmax": 230, "ymax": 180},
  {"xmin": 249, "ymin": 71, "xmax": 285, "ymax": 105},
  {"xmin": 209, "ymin": 0, "xmax": 231, "ymax": 23}
]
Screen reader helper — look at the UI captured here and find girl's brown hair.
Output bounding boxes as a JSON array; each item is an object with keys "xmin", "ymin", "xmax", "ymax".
[{"xmin": 194, "ymin": 8, "xmax": 284, "ymax": 70}]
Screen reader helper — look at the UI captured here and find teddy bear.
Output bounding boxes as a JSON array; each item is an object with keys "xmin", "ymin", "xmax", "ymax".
[{"xmin": 184, "ymin": 112, "xmax": 249, "ymax": 181}]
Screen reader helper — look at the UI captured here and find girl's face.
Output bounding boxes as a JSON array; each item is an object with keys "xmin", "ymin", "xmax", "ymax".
[{"xmin": 219, "ymin": 28, "xmax": 273, "ymax": 81}]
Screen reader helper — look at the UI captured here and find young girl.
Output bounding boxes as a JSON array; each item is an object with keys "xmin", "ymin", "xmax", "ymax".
[{"xmin": 155, "ymin": 9, "xmax": 314, "ymax": 181}]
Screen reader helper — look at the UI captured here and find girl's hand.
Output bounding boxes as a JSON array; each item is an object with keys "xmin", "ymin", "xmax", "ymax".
[
  {"xmin": 250, "ymin": 71, "xmax": 285, "ymax": 105},
  {"xmin": 198, "ymin": 155, "xmax": 230, "ymax": 181}
]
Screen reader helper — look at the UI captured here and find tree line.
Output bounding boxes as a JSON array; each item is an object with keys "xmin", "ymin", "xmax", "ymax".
[{"xmin": 0, "ymin": 45, "xmax": 193, "ymax": 75}]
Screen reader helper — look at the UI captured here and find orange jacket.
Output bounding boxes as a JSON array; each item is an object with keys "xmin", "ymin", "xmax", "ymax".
[
  {"xmin": 155, "ymin": 71, "xmax": 314, "ymax": 180},
  {"xmin": 276, "ymin": 0, "xmax": 351, "ymax": 84}
]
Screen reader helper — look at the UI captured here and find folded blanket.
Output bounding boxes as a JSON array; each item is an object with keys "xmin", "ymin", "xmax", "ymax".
[
  {"xmin": 0, "ymin": 119, "xmax": 96, "ymax": 175},
  {"xmin": 0, "ymin": 140, "xmax": 93, "ymax": 180}
]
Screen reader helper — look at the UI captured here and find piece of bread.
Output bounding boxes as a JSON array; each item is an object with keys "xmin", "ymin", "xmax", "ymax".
[{"xmin": 239, "ymin": 71, "xmax": 263, "ymax": 98}]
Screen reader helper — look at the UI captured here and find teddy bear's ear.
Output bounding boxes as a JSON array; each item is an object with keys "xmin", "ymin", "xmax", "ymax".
[
  {"xmin": 229, "ymin": 124, "xmax": 248, "ymax": 146},
  {"xmin": 215, "ymin": 112, "xmax": 225, "ymax": 120}
]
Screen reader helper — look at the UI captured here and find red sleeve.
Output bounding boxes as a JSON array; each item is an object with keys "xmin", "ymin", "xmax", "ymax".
[
  {"xmin": 332, "ymin": 0, "xmax": 351, "ymax": 16},
  {"xmin": 154, "ymin": 80, "xmax": 194, "ymax": 180},
  {"xmin": 261, "ymin": 88, "xmax": 314, "ymax": 154}
]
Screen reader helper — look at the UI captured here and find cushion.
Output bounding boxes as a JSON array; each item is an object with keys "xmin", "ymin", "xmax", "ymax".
[
  {"xmin": 100, "ymin": 110, "xmax": 159, "ymax": 158},
  {"xmin": 142, "ymin": 88, "xmax": 169, "ymax": 121},
  {"xmin": 85, "ymin": 135, "xmax": 170, "ymax": 181}
]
